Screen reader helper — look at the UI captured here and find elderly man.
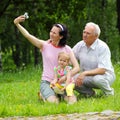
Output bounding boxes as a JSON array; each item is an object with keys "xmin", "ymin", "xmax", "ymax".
[{"xmin": 73, "ymin": 22, "xmax": 115, "ymax": 97}]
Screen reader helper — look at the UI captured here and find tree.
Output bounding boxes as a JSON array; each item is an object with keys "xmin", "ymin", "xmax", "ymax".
[
  {"xmin": 0, "ymin": 0, "xmax": 11, "ymax": 71},
  {"xmin": 0, "ymin": 0, "xmax": 11, "ymax": 17},
  {"xmin": 0, "ymin": 39, "xmax": 2, "ymax": 71},
  {"xmin": 0, "ymin": 0, "xmax": 120, "ymax": 70},
  {"xmin": 116, "ymin": 0, "xmax": 120, "ymax": 61},
  {"xmin": 117, "ymin": 0, "xmax": 120, "ymax": 33}
]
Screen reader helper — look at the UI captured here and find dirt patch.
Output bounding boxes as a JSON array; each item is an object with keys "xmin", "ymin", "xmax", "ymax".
[{"xmin": 1, "ymin": 110, "xmax": 120, "ymax": 120}]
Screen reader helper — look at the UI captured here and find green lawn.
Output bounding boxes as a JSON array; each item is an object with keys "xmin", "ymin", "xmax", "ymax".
[{"xmin": 0, "ymin": 64, "xmax": 120, "ymax": 117}]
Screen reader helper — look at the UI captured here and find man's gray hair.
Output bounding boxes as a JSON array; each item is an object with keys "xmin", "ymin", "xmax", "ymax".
[{"xmin": 86, "ymin": 22, "xmax": 101, "ymax": 37}]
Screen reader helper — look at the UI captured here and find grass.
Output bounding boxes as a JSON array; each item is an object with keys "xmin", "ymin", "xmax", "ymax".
[{"xmin": 0, "ymin": 64, "xmax": 120, "ymax": 117}]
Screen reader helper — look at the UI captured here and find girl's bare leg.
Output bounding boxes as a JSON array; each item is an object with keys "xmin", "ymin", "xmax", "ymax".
[{"xmin": 64, "ymin": 95, "xmax": 77, "ymax": 104}]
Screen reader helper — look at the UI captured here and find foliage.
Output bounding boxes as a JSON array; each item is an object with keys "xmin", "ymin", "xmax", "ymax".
[
  {"xmin": 0, "ymin": 0, "xmax": 120, "ymax": 69},
  {"xmin": 0, "ymin": 64, "xmax": 120, "ymax": 117},
  {"xmin": 2, "ymin": 52, "xmax": 16, "ymax": 71},
  {"xmin": 79, "ymin": 0, "xmax": 120, "ymax": 60}
]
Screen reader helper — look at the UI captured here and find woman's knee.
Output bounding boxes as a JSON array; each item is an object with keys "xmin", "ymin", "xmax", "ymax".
[{"xmin": 47, "ymin": 95, "xmax": 59, "ymax": 104}]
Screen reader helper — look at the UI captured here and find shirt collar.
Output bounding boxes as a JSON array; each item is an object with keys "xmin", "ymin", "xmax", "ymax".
[{"xmin": 83, "ymin": 39, "xmax": 98, "ymax": 50}]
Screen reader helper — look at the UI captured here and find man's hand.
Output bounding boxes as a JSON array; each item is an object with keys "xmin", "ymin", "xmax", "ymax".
[{"xmin": 75, "ymin": 72, "xmax": 86, "ymax": 86}]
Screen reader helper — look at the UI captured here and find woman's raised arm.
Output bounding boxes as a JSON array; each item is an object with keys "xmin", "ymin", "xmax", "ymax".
[{"xmin": 14, "ymin": 15, "xmax": 45, "ymax": 49}]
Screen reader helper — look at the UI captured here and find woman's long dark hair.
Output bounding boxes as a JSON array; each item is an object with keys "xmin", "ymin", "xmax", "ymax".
[{"xmin": 53, "ymin": 23, "xmax": 69, "ymax": 47}]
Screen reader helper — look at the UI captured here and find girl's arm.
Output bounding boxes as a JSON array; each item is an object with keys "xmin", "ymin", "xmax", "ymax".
[
  {"xmin": 14, "ymin": 15, "xmax": 45, "ymax": 49},
  {"xmin": 60, "ymin": 68, "xmax": 71, "ymax": 91},
  {"xmin": 65, "ymin": 69, "xmax": 71, "ymax": 87}
]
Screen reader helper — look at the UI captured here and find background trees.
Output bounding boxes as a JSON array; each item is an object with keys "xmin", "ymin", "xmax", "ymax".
[{"xmin": 0, "ymin": 0, "xmax": 120, "ymax": 71}]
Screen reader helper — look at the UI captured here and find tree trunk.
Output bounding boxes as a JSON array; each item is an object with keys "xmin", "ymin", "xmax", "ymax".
[
  {"xmin": 116, "ymin": 0, "xmax": 120, "ymax": 62},
  {"xmin": 117, "ymin": 0, "xmax": 120, "ymax": 33},
  {"xmin": 0, "ymin": 39, "xmax": 2, "ymax": 71},
  {"xmin": 0, "ymin": 0, "xmax": 11, "ymax": 17},
  {"xmin": 12, "ymin": 27, "xmax": 21, "ymax": 68},
  {"xmin": 34, "ymin": 47, "xmax": 39, "ymax": 66}
]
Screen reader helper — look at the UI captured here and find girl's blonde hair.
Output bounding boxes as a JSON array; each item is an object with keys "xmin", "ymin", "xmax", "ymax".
[{"xmin": 58, "ymin": 52, "xmax": 70, "ymax": 61}]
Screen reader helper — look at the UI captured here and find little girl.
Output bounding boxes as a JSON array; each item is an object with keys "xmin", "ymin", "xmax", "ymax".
[{"xmin": 50, "ymin": 52, "xmax": 76, "ymax": 104}]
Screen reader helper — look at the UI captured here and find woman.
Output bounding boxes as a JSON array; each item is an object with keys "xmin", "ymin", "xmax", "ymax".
[{"xmin": 14, "ymin": 15, "xmax": 80, "ymax": 103}]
